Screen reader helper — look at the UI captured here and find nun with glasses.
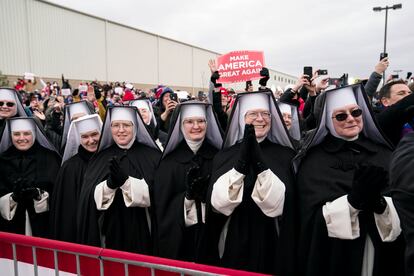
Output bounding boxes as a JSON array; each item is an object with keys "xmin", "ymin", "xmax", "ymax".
[
  {"xmin": 0, "ymin": 117, "xmax": 61, "ymax": 237},
  {"xmin": 0, "ymin": 88, "xmax": 28, "ymax": 138},
  {"xmin": 50, "ymin": 114, "xmax": 102, "ymax": 242},
  {"xmin": 76, "ymin": 106, "xmax": 161, "ymax": 254},
  {"xmin": 204, "ymin": 91, "xmax": 297, "ymax": 275},
  {"xmin": 153, "ymin": 101, "xmax": 222, "ymax": 261},
  {"xmin": 130, "ymin": 99, "xmax": 167, "ymax": 150},
  {"xmin": 294, "ymin": 85, "xmax": 404, "ymax": 276}
]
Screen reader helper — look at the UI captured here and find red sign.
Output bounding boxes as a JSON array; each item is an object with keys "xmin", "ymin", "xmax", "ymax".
[{"xmin": 216, "ymin": 50, "xmax": 265, "ymax": 84}]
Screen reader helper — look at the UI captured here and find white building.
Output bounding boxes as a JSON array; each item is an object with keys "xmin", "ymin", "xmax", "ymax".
[{"xmin": 0, "ymin": 0, "xmax": 297, "ymax": 93}]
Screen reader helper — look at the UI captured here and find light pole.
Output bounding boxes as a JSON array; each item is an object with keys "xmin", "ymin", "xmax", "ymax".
[{"xmin": 373, "ymin": 3, "xmax": 402, "ymax": 84}]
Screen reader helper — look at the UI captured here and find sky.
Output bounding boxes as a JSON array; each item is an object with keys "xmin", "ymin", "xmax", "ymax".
[{"xmin": 47, "ymin": 0, "xmax": 413, "ymax": 80}]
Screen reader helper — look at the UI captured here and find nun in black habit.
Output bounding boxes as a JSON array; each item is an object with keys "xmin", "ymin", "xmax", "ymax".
[
  {"xmin": 153, "ymin": 101, "xmax": 223, "ymax": 261},
  {"xmin": 76, "ymin": 106, "xmax": 161, "ymax": 254},
  {"xmin": 204, "ymin": 91, "xmax": 297, "ymax": 275},
  {"xmin": 0, "ymin": 117, "xmax": 61, "ymax": 237},
  {"xmin": 50, "ymin": 114, "xmax": 102, "ymax": 242},
  {"xmin": 129, "ymin": 99, "xmax": 167, "ymax": 150},
  {"xmin": 294, "ymin": 84, "xmax": 404, "ymax": 276},
  {"xmin": 0, "ymin": 88, "xmax": 28, "ymax": 139},
  {"xmin": 60, "ymin": 101, "xmax": 95, "ymax": 151},
  {"xmin": 390, "ymin": 132, "xmax": 414, "ymax": 276}
]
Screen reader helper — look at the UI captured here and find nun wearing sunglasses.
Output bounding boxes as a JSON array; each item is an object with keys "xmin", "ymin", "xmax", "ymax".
[{"xmin": 294, "ymin": 85, "xmax": 405, "ymax": 276}]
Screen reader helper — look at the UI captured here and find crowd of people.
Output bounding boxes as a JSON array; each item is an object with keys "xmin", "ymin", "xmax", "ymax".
[{"xmin": 0, "ymin": 57, "xmax": 414, "ymax": 276}]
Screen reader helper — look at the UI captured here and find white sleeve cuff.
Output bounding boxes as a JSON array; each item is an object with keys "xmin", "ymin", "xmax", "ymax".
[
  {"xmin": 33, "ymin": 190, "xmax": 49, "ymax": 213},
  {"xmin": 183, "ymin": 198, "xmax": 206, "ymax": 226},
  {"xmin": 322, "ymin": 195, "xmax": 360, "ymax": 239},
  {"xmin": 374, "ymin": 197, "xmax": 401, "ymax": 242},
  {"xmin": 211, "ymin": 168, "xmax": 244, "ymax": 216},
  {"xmin": 0, "ymin": 193, "xmax": 18, "ymax": 220},
  {"xmin": 251, "ymin": 169, "xmax": 285, "ymax": 217},
  {"xmin": 120, "ymin": 176, "xmax": 151, "ymax": 207},
  {"xmin": 94, "ymin": 180, "xmax": 117, "ymax": 210}
]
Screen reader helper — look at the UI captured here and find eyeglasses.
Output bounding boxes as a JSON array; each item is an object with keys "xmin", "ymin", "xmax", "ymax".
[
  {"xmin": 245, "ymin": 111, "xmax": 271, "ymax": 120},
  {"xmin": 111, "ymin": 122, "xmax": 133, "ymax": 130},
  {"xmin": 183, "ymin": 119, "xmax": 206, "ymax": 126},
  {"xmin": 332, "ymin": 109, "xmax": 363, "ymax": 121},
  {"xmin": 0, "ymin": 101, "xmax": 15, "ymax": 107}
]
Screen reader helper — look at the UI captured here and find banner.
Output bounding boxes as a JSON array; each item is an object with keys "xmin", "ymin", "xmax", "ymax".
[{"xmin": 217, "ymin": 50, "xmax": 265, "ymax": 84}]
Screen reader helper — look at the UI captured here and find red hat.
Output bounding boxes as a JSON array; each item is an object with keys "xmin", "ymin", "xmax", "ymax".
[
  {"xmin": 122, "ymin": 91, "xmax": 135, "ymax": 102},
  {"xmin": 219, "ymin": 87, "xmax": 228, "ymax": 96}
]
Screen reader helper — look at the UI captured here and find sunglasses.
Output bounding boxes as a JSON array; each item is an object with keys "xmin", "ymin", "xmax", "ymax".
[
  {"xmin": 0, "ymin": 101, "xmax": 15, "ymax": 107},
  {"xmin": 332, "ymin": 109, "xmax": 363, "ymax": 121}
]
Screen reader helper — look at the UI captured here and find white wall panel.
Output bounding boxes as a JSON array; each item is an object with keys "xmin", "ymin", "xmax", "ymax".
[
  {"xmin": 27, "ymin": 0, "xmax": 106, "ymax": 80},
  {"xmin": 106, "ymin": 22, "xmax": 158, "ymax": 84},
  {"xmin": 192, "ymin": 48, "xmax": 218, "ymax": 91},
  {"xmin": 158, "ymin": 38, "xmax": 192, "ymax": 87},
  {"xmin": 0, "ymin": 0, "xmax": 31, "ymax": 75}
]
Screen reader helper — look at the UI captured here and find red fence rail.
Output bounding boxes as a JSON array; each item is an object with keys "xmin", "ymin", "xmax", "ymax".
[{"xmin": 0, "ymin": 232, "xmax": 268, "ymax": 276}]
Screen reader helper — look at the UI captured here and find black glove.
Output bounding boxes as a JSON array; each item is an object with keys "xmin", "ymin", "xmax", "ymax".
[
  {"xmin": 259, "ymin": 67, "xmax": 270, "ymax": 87},
  {"xmin": 348, "ymin": 164, "xmax": 387, "ymax": 211},
  {"xmin": 20, "ymin": 187, "xmax": 41, "ymax": 201},
  {"xmin": 251, "ymin": 138, "xmax": 269, "ymax": 175},
  {"xmin": 234, "ymin": 124, "xmax": 255, "ymax": 175},
  {"xmin": 107, "ymin": 156, "xmax": 129, "ymax": 189},
  {"xmin": 185, "ymin": 165, "xmax": 200, "ymax": 200},
  {"xmin": 211, "ymin": 71, "xmax": 222, "ymax": 88},
  {"xmin": 11, "ymin": 178, "xmax": 24, "ymax": 203}
]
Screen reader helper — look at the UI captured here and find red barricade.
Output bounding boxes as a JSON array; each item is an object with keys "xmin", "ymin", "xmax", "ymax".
[{"xmin": 0, "ymin": 231, "xmax": 268, "ymax": 276}]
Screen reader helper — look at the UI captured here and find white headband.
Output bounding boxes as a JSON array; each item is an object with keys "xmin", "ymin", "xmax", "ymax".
[
  {"xmin": 278, "ymin": 102, "xmax": 292, "ymax": 115},
  {"xmin": 10, "ymin": 119, "xmax": 35, "ymax": 133},
  {"xmin": 111, "ymin": 108, "xmax": 135, "ymax": 123},
  {"xmin": 239, "ymin": 93, "xmax": 269, "ymax": 118},
  {"xmin": 69, "ymin": 103, "xmax": 89, "ymax": 119},
  {"xmin": 0, "ymin": 89, "xmax": 17, "ymax": 102},
  {"xmin": 74, "ymin": 115, "xmax": 102, "ymax": 135},
  {"xmin": 131, "ymin": 100, "xmax": 150, "ymax": 110},
  {"xmin": 181, "ymin": 105, "xmax": 206, "ymax": 121}
]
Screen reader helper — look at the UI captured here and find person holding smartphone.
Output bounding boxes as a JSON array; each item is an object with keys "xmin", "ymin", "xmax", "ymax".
[{"xmin": 155, "ymin": 87, "xmax": 178, "ymax": 133}]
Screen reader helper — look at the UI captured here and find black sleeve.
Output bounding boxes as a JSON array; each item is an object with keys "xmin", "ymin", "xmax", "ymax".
[
  {"xmin": 299, "ymin": 86, "xmax": 309, "ymax": 102},
  {"xmin": 376, "ymin": 93, "xmax": 414, "ymax": 146},
  {"xmin": 212, "ymin": 91, "xmax": 228, "ymax": 131},
  {"xmin": 280, "ymin": 89, "xmax": 300, "ymax": 107},
  {"xmin": 364, "ymin": 72, "xmax": 382, "ymax": 100}
]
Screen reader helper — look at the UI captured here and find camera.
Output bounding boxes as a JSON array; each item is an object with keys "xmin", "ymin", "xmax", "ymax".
[
  {"xmin": 317, "ymin": 69, "xmax": 328, "ymax": 75},
  {"xmin": 380, "ymin": 52, "xmax": 388, "ymax": 61},
  {"xmin": 303, "ymin": 66, "xmax": 313, "ymax": 82},
  {"xmin": 169, "ymin": 92, "xmax": 178, "ymax": 102}
]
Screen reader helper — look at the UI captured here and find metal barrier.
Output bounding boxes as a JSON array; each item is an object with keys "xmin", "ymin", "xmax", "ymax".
[{"xmin": 0, "ymin": 232, "xmax": 267, "ymax": 276}]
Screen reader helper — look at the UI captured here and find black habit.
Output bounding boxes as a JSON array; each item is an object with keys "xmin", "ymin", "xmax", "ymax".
[
  {"xmin": 204, "ymin": 139, "xmax": 296, "ymax": 275},
  {"xmin": 49, "ymin": 145, "xmax": 94, "ymax": 242},
  {"xmin": 296, "ymin": 134, "xmax": 405, "ymax": 276},
  {"xmin": 153, "ymin": 140, "xmax": 217, "ymax": 261},
  {"xmin": 0, "ymin": 142, "xmax": 61, "ymax": 237},
  {"xmin": 76, "ymin": 142, "xmax": 161, "ymax": 254}
]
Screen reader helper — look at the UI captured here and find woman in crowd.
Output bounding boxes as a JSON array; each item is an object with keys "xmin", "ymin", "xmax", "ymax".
[
  {"xmin": 153, "ymin": 101, "xmax": 222, "ymax": 261},
  {"xmin": 76, "ymin": 106, "xmax": 161, "ymax": 254},
  {"xmin": 294, "ymin": 84, "xmax": 404, "ymax": 276},
  {"xmin": 205, "ymin": 91, "xmax": 297, "ymax": 275},
  {"xmin": 50, "ymin": 114, "xmax": 102, "ymax": 242},
  {"xmin": 0, "ymin": 117, "xmax": 60, "ymax": 237}
]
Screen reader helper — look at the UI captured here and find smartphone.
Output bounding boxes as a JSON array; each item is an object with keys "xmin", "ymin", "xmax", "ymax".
[
  {"xmin": 303, "ymin": 66, "xmax": 313, "ymax": 81},
  {"xmin": 391, "ymin": 74, "xmax": 399, "ymax": 79},
  {"xmin": 406, "ymin": 72, "xmax": 412, "ymax": 79},
  {"xmin": 317, "ymin": 69, "xmax": 328, "ymax": 75},
  {"xmin": 169, "ymin": 92, "xmax": 178, "ymax": 102},
  {"xmin": 380, "ymin": 52, "xmax": 388, "ymax": 60}
]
